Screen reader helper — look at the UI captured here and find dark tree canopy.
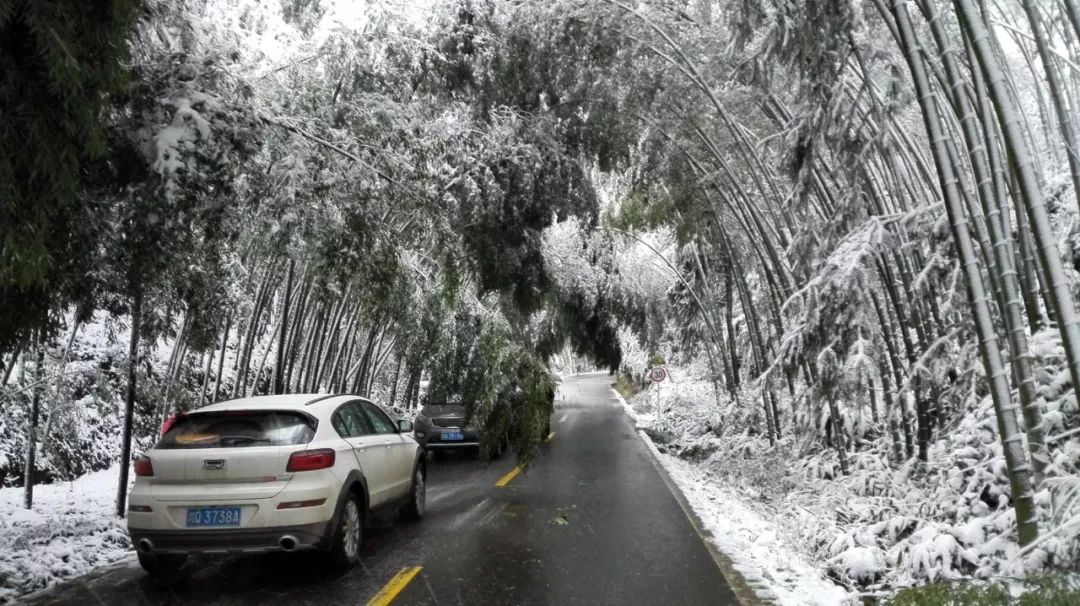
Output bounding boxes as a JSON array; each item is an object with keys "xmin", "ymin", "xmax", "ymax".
[{"xmin": 0, "ymin": 0, "xmax": 142, "ymax": 350}]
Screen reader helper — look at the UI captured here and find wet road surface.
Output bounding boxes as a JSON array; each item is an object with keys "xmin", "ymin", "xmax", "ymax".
[{"xmin": 22, "ymin": 374, "xmax": 742, "ymax": 606}]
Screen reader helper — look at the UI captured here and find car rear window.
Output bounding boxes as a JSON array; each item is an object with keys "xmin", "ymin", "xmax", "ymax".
[
  {"xmin": 422, "ymin": 404, "xmax": 466, "ymax": 417},
  {"xmin": 156, "ymin": 411, "xmax": 316, "ymax": 449}
]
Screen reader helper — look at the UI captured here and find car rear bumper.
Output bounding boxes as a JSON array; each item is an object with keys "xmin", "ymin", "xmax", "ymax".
[
  {"xmin": 422, "ymin": 441, "xmax": 481, "ymax": 450},
  {"xmin": 129, "ymin": 521, "xmax": 330, "ymax": 555}
]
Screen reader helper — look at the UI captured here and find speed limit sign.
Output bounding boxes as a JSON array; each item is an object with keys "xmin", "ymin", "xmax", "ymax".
[{"xmin": 648, "ymin": 366, "xmax": 668, "ymax": 383}]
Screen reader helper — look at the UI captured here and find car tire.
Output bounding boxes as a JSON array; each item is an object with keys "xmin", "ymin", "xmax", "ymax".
[
  {"xmin": 327, "ymin": 493, "xmax": 363, "ymax": 570},
  {"xmin": 137, "ymin": 552, "xmax": 186, "ymax": 578},
  {"xmin": 400, "ymin": 465, "xmax": 426, "ymax": 522}
]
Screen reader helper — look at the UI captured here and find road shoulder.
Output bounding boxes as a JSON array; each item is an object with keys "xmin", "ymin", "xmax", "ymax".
[{"xmin": 611, "ymin": 387, "xmax": 854, "ymax": 606}]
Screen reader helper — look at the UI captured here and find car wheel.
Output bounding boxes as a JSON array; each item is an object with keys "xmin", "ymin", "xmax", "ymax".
[
  {"xmin": 137, "ymin": 552, "xmax": 186, "ymax": 578},
  {"xmin": 328, "ymin": 493, "xmax": 363, "ymax": 569},
  {"xmin": 400, "ymin": 465, "xmax": 426, "ymax": 522}
]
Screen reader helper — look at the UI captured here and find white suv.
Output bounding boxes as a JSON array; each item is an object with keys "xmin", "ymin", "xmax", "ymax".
[{"xmin": 127, "ymin": 394, "xmax": 425, "ymax": 575}]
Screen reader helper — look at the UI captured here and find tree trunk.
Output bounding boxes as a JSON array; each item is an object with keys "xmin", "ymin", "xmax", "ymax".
[
  {"xmin": 1063, "ymin": 0, "xmax": 1080, "ymax": 44},
  {"xmin": 366, "ymin": 335, "xmax": 397, "ymax": 396},
  {"xmin": 388, "ymin": 355, "xmax": 404, "ymax": 406},
  {"xmin": 301, "ymin": 306, "xmax": 328, "ymax": 392},
  {"xmin": 331, "ymin": 304, "xmax": 364, "ymax": 393},
  {"xmin": 724, "ymin": 269, "xmax": 740, "ymax": 390},
  {"xmin": 37, "ymin": 319, "xmax": 83, "ymax": 475},
  {"xmin": 211, "ymin": 312, "xmax": 232, "ymax": 403},
  {"xmin": 198, "ymin": 350, "xmax": 213, "ymax": 406},
  {"xmin": 768, "ymin": 389, "xmax": 781, "ymax": 438},
  {"xmin": 969, "ymin": 39, "xmax": 1046, "ymax": 332},
  {"xmin": 922, "ymin": 0, "xmax": 1049, "ymax": 483},
  {"xmin": 1007, "ymin": 30, "xmax": 1059, "ymax": 165},
  {"xmin": 957, "ymin": 0, "xmax": 1080, "ymax": 410},
  {"xmin": 876, "ymin": 256, "xmax": 920, "ymax": 458},
  {"xmin": 274, "ymin": 260, "xmax": 295, "ymax": 395},
  {"xmin": 1022, "ymin": 0, "xmax": 1080, "ymax": 215},
  {"xmin": 1, "ymin": 341, "xmax": 22, "ymax": 386},
  {"xmin": 352, "ymin": 324, "xmax": 380, "ymax": 395},
  {"xmin": 828, "ymin": 395, "xmax": 849, "ymax": 476},
  {"xmin": 897, "ymin": 0, "xmax": 1039, "ymax": 545},
  {"xmin": 237, "ymin": 262, "xmax": 277, "ymax": 396},
  {"xmin": 116, "ymin": 288, "xmax": 142, "ymax": 518},
  {"xmin": 252, "ymin": 317, "xmax": 283, "ymax": 395},
  {"xmin": 158, "ymin": 315, "xmax": 189, "ymax": 426},
  {"xmin": 868, "ymin": 378, "xmax": 879, "ymax": 425},
  {"xmin": 285, "ymin": 275, "xmax": 313, "ymax": 389},
  {"xmin": 23, "ymin": 341, "xmax": 44, "ymax": 508},
  {"xmin": 314, "ymin": 292, "xmax": 349, "ymax": 391}
]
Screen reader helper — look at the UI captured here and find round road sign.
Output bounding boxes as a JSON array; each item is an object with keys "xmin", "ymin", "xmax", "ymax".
[{"xmin": 648, "ymin": 366, "xmax": 667, "ymax": 383}]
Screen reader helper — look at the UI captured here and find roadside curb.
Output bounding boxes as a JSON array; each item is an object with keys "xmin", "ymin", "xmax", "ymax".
[{"xmin": 610, "ymin": 387, "xmax": 772, "ymax": 606}]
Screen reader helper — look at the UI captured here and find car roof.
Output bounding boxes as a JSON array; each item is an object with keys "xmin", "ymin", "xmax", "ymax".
[{"xmin": 196, "ymin": 394, "xmax": 359, "ymax": 413}]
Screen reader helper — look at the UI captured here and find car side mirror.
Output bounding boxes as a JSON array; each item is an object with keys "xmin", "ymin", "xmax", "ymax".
[{"xmin": 398, "ymin": 419, "xmax": 414, "ymax": 433}]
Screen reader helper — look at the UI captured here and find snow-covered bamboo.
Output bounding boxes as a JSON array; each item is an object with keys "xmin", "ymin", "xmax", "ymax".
[{"xmin": 895, "ymin": 0, "xmax": 1039, "ymax": 545}]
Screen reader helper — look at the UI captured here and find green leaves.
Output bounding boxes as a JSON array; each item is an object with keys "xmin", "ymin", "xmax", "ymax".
[{"xmin": 0, "ymin": 0, "xmax": 141, "ymax": 350}]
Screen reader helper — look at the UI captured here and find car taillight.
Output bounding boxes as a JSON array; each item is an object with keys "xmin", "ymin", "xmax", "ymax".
[
  {"xmin": 160, "ymin": 414, "xmax": 176, "ymax": 437},
  {"xmin": 134, "ymin": 456, "xmax": 154, "ymax": 477},
  {"xmin": 286, "ymin": 449, "xmax": 336, "ymax": 472}
]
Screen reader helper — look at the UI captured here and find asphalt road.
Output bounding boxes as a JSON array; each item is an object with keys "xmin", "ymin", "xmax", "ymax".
[{"xmin": 22, "ymin": 373, "xmax": 744, "ymax": 606}]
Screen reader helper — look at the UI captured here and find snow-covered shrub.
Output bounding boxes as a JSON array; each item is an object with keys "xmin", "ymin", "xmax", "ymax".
[
  {"xmin": 0, "ymin": 314, "xmax": 177, "ymax": 487},
  {"xmin": 887, "ymin": 524, "xmax": 981, "ymax": 583},
  {"xmin": 621, "ymin": 356, "xmax": 1080, "ymax": 595},
  {"xmin": 829, "ymin": 545, "xmax": 886, "ymax": 585}
]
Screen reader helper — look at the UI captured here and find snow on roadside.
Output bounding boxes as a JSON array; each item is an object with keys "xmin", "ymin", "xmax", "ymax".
[
  {"xmin": 612, "ymin": 388, "xmax": 856, "ymax": 605},
  {"xmin": 0, "ymin": 465, "xmax": 133, "ymax": 603},
  {"xmin": 656, "ymin": 448, "xmax": 855, "ymax": 605}
]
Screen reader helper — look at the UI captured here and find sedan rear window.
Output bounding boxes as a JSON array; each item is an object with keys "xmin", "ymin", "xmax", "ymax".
[
  {"xmin": 421, "ymin": 404, "xmax": 467, "ymax": 417},
  {"xmin": 156, "ymin": 411, "xmax": 316, "ymax": 449}
]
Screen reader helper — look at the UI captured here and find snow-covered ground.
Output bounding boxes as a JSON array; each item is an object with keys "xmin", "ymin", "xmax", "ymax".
[
  {"xmin": 611, "ymin": 387, "xmax": 857, "ymax": 605},
  {"xmin": 0, "ymin": 465, "xmax": 132, "ymax": 603}
]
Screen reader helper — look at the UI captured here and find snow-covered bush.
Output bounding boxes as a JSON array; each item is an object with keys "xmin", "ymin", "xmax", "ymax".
[
  {"xmin": 622, "ymin": 361, "xmax": 1080, "ymax": 595},
  {"xmin": 1, "ymin": 315, "xmax": 176, "ymax": 487}
]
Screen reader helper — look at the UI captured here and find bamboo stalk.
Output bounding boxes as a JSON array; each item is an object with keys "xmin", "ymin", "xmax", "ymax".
[
  {"xmin": 897, "ymin": 0, "xmax": 1039, "ymax": 544},
  {"xmin": 958, "ymin": 0, "xmax": 1080, "ymax": 421}
]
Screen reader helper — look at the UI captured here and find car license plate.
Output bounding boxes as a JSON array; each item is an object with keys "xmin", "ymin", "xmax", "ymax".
[
  {"xmin": 441, "ymin": 431, "xmax": 464, "ymax": 441},
  {"xmin": 186, "ymin": 506, "xmax": 242, "ymax": 527}
]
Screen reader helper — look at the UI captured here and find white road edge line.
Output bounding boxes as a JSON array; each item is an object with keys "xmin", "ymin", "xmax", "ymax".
[{"xmin": 609, "ymin": 387, "xmax": 764, "ymax": 606}]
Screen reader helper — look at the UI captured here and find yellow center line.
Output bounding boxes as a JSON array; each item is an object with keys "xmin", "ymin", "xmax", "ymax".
[
  {"xmin": 495, "ymin": 465, "xmax": 523, "ymax": 487},
  {"xmin": 367, "ymin": 566, "xmax": 422, "ymax": 606},
  {"xmin": 544, "ymin": 432, "xmax": 555, "ymax": 443}
]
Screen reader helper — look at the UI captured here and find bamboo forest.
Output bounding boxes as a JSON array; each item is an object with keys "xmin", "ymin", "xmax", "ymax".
[{"xmin": 3, "ymin": 0, "xmax": 1080, "ymax": 603}]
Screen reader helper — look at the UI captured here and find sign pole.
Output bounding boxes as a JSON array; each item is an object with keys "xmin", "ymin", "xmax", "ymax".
[{"xmin": 648, "ymin": 365, "xmax": 667, "ymax": 410}]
